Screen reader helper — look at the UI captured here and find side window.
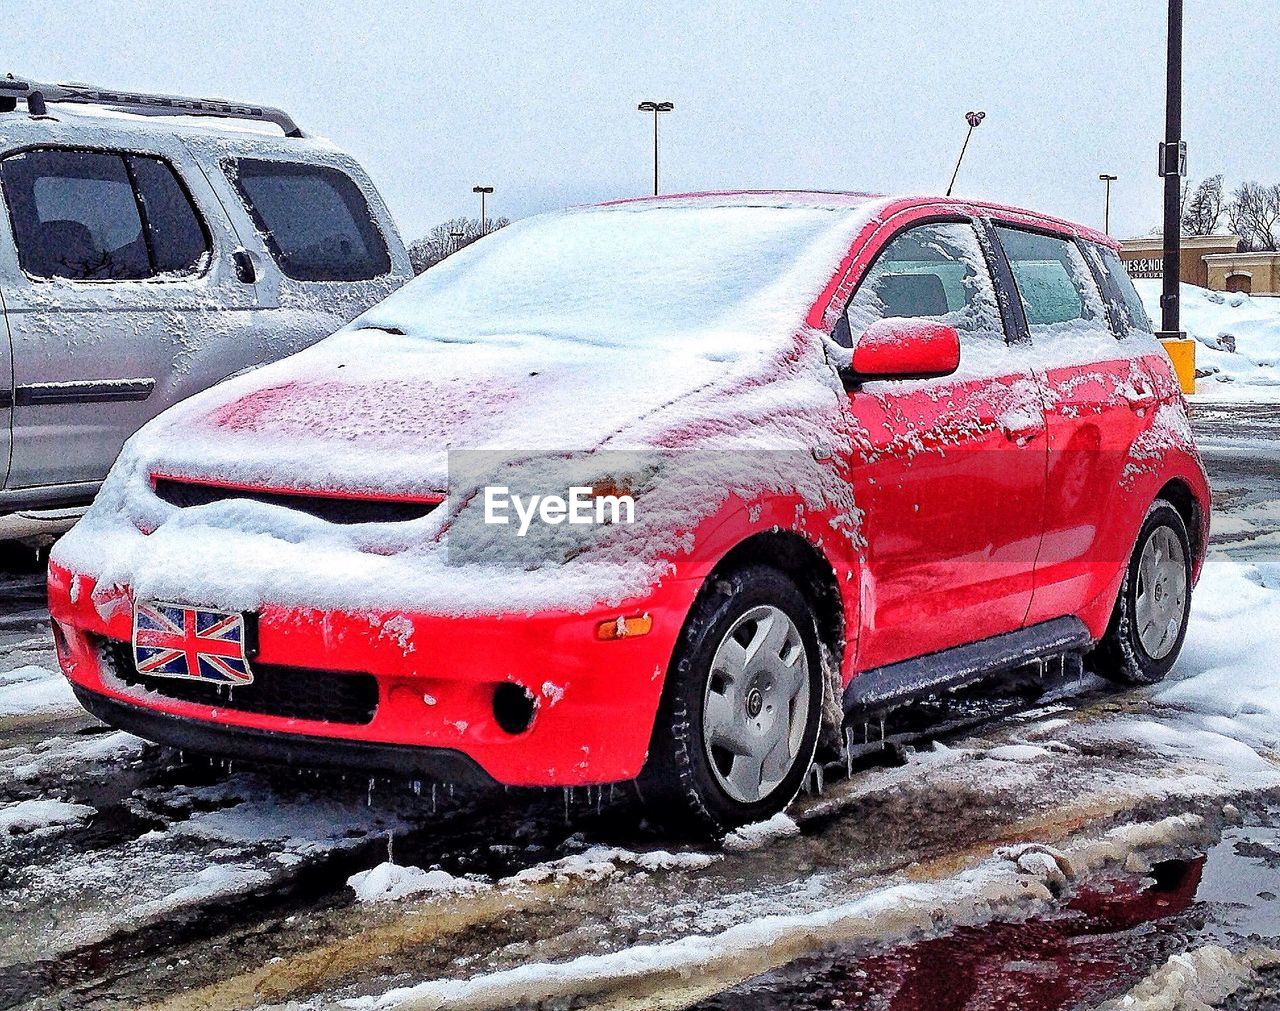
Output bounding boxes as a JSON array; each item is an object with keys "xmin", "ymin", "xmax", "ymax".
[
  {"xmin": 1086, "ymin": 241, "xmax": 1155, "ymax": 337},
  {"xmin": 129, "ymin": 155, "xmax": 210, "ymax": 275},
  {"xmin": 226, "ymin": 159, "xmax": 390, "ymax": 282},
  {"xmin": 994, "ymin": 226, "xmax": 1108, "ymax": 335},
  {"xmin": 841, "ymin": 221, "xmax": 1006, "ymax": 348},
  {"xmin": 0, "ymin": 148, "xmax": 209, "ymax": 281},
  {"xmin": 1, "ymin": 149, "xmax": 149, "ymax": 280}
]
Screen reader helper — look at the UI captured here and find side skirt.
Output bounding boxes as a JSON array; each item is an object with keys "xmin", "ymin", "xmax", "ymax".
[{"xmin": 843, "ymin": 616, "xmax": 1092, "ymax": 716}]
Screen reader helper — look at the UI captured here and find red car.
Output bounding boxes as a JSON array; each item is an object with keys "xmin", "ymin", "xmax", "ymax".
[{"xmin": 47, "ymin": 192, "xmax": 1209, "ymax": 833}]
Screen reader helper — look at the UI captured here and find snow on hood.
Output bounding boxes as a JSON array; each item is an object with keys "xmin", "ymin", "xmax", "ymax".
[{"xmin": 53, "ymin": 198, "xmax": 886, "ymax": 616}]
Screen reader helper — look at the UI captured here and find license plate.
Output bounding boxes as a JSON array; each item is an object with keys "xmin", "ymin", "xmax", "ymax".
[{"xmin": 132, "ymin": 601, "xmax": 255, "ymax": 685}]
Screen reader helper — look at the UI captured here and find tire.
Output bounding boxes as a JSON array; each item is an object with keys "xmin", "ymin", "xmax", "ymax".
[
  {"xmin": 1093, "ymin": 501, "xmax": 1193, "ymax": 686},
  {"xmin": 637, "ymin": 564, "xmax": 824, "ymax": 837}
]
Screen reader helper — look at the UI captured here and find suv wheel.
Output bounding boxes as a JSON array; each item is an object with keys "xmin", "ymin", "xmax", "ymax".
[
  {"xmin": 638, "ymin": 565, "xmax": 824, "ymax": 836},
  {"xmin": 1094, "ymin": 501, "xmax": 1193, "ymax": 685}
]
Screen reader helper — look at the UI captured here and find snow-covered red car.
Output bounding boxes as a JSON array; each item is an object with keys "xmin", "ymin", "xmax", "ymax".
[{"xmin": 46, "ymin": 192, "xmax": 1210, "ymax": 832}]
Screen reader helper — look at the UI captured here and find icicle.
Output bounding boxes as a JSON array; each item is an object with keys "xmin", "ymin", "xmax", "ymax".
[
  {"xmin": 844, "ymin": 727, "xmax": 854, "ymax": 779},
  {"xmin": 563, "ymin": 787, "xmax": 571, "ymax": 824},
  {"xmin": 412, "ymin": 780, "xmax": 422, "ymax": 797},
  {"xmin": 431, "ymin": 784, "xmax": 438, "ymax": 814},
  {"xmin": 386, "ymin": 832, "xmax": 395, "ymax": 865},
  {"xmin": 815, "ymin": 763, "xmax": 825, "ymax": 795},
  {"xmin": 879, "ymin": 716, "xmax": 886, "ymax": 748},
  {"xmin": 367, "ymin": 777, "xmax": 375, "ymax": 807}
]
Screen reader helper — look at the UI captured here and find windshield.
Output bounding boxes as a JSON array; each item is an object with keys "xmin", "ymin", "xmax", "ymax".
[{"xmin": 354, "ymin": 204, "xmax": 853, "ymax": 349}]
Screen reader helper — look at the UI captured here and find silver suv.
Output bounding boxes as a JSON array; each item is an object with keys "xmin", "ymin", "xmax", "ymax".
[{"xmin": 0, "ymin": 76, "xmax": 412, "ymax": 538}]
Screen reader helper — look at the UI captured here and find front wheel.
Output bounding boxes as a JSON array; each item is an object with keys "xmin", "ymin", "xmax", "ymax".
[
  {"xmin": 637, "ymin": 565, "xmax": 824, "ymax": 837},
  {"xmin": 1093, "ymin": 501, "xmax": 1193, "ymax": 685}
]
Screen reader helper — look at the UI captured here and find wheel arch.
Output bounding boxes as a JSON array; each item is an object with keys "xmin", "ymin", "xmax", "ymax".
[{"xmin": 1156, "ymin": 476, "xmax": 1207, "ymax": 571}]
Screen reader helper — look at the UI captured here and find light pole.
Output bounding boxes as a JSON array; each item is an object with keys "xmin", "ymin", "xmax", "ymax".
[
  {"xmin": 1099, "ymin": 174, "xmax": 1118, "ymax": 235},
  {"xmin": 637, "ymin": 100, "xmax": 674, "ymax": 196},
  {"xmin": 472, "ymin": 185, "xmax": 494, "ymax": 233},
  {"xmin": 946, "ymin": 110, "xmax": 985, "ymax": 197},
  {"xmin": 1158, "ymin": 0, "xmax": 1185, "ymax": 339}
]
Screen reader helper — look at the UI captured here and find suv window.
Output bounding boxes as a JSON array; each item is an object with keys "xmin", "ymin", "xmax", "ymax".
[
  {"xmin": 0, "ymin": 148, "xmax": 209, "ymax": 281},
  {"xmin": 994, "ymin": 226, "xmax": 1107, "ymax": 333},
  {"xmin": 227, "ymin": 159, "xmax": 390, "ymax": 281},
  {"xmin": 841, "ymin": 221, "xmax": 1006, "ymax": 348},
  {"xmin": 131, "ymin": 156, "xmax": 209, "ymax": 275}
]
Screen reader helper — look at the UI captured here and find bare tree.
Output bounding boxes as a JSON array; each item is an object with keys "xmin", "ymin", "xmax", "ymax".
[
  {"xmin": 1181, "ymin": 175, "xmax": 1225, "ymax": 236},
  {"xmin": 1227, "ymin": 182, "xmax": 1280, "ymax": 251},
  {"xmin": 408, "ymin": 216, "xmax": 511, "ymax": 274}
]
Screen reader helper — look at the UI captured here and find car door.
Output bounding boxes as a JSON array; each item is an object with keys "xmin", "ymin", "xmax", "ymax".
[
  {"xmin": 0, "ymin": 137, "xmax": 256, "ymax": 495},
  {"xmin": 841, "ymin": 218, "xmax": 1048, "ymax": 671},
  {"xmin": 991, "ymin": 224, "xmax": 1157, "ymax": 626}
]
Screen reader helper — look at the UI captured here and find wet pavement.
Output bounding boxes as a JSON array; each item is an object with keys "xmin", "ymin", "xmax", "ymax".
[{"xmin": 0, "ymin": 401, "xmax": 1278, "ymax": 1010}]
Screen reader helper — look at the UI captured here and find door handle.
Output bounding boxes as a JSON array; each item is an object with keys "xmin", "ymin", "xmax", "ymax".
[
  {"xmin": 1001, "ymin": 421, "xmax": 1044, "ymax": 444},
  {"xmin": 1124, "ymin": 387, "xmax": 1159, "ymax": 412},
  {"xmin": 232, "ymin": 248, "xmax": 258, "ymax": 284}
]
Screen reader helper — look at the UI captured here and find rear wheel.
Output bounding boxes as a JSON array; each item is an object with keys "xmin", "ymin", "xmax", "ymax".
[
  {"xmin": 1093, "ymin": 502, "xmax": 1193, "ymax": 685},
  {"xmin": 637, "ymin": 565, "xmax": 824, "ymax": 836}
]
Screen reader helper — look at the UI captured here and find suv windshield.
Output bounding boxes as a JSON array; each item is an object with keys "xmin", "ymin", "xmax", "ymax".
[{"xmin": 356, "ymin": 205, "xmax": 851, "ymax": 349}]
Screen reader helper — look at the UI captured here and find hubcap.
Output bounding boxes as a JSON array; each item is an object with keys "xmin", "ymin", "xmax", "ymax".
[
  {"xmin": 702, "ymin": 604, "xmax": 810, "ymax": 804},
  {"xmin": 1134, "ymin": 525, "xmax": 1188, "ymax": 660}
]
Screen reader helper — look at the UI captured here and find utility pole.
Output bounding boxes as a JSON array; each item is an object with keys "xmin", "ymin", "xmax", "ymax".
[
  {"xmin": 472, "ymin": 185, "xmax": 494, "ymax": 233},
  {"xmin": 637, "ymin": 101, "xmax": 674, "ymax": 195},
  {"xmin": 1158, "ymin": 0, "xmax": 1185, "ymax": 338},
  {"xmin": 1099, "ymin": 174, "xmax": 1118, "ymax": 235},
  {"xmin": 946, "ymin": 111, "xmax": 986, "ymax": 197}
]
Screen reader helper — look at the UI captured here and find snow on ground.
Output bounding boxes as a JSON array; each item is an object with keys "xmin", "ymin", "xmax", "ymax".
[
  {"xmin": 0, "ymin": 663, "xmax": 77, "ymax": 717},
  {"xmin": 0, "ymin": 798, "xmax": 94, "ymax": 835},
  {"xmin": 1134, "ymin": 279, "xmax": 1280, "ymax": 399},
  {"xmin": 349, "ymin": 863, "xmax": 489, "ymax": 903}
]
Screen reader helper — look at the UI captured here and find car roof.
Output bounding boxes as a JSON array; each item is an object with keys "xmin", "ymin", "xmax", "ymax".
[{"xmin": 591, "ymin": 189, "xmax": 1116, "ymax": 249}]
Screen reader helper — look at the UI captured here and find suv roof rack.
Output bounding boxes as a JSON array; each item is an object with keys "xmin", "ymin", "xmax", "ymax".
[{"xmin": 0, "ymin": 74, "xmax": 303, "ymax": 138}]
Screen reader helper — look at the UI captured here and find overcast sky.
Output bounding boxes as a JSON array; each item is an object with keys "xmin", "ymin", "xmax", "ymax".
[{"xmin": 11, "ymin": 1, "xmax": 1275, "ymax": 242}]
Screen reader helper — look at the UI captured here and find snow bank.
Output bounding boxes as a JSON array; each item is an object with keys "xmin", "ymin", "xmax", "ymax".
[
  {"xmin": 1134, "ymin": 279, "xmax": 1280, "ymax": 399},
  {"xmin": 0, "ymin": 799, "xmax": 95, "ymax": 835},
  {"xmin": 350, "ymin": 815, "xmax": 1210, "ymax": 1011}
]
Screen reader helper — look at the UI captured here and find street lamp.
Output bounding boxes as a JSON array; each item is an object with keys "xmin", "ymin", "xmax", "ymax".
[
  {"xmin": 449, "ymin": 230, "xmax": 464, "ymax": 253},
  {"xmin": 637, "ymin": 100, "xmax": 674, "ymax": 196},
  {"xmin": 472, "ymin": 185, "xmax": 494, "ymax": 233},
  {"xmin": 1099, "ymin": 174, "xmax": 1118, "ymax": 235},
  {"xmin": 945, "ymin": 110, "xmax": 985, "ymax": 197}
]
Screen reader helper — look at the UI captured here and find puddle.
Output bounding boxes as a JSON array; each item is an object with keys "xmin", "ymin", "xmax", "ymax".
[{"xmin": 694, "ymin": 819, "xmax": 1280, "ymax": 1011}]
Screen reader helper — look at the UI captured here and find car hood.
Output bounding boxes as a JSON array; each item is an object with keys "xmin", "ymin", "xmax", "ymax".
[{"xmin": 129, "ymin": 329, "xmax": 745, "ymax": 497}]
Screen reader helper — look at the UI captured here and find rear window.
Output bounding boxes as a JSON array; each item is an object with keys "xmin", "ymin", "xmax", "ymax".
[
  {"xmin": 227, "ymin": 159, "xmax": 390, "ymax": 282},
  {"xmin": 0, "ymin": 148, "xmax": 208, "ymax": 281},
  {"xmin": 1090, "ymin": 242, "xmax": 1154, "ymax": 336},
  {"xmin": 994, "ymin": 226, "xmax": 1107, "ymax": 332}
]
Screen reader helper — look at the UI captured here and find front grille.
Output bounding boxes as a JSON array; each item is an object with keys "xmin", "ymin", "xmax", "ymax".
[
  {"xmin": 100, "ymin": 638, "xmax": 379, "ymax": 726},
  {"xmin": 152, "ymin": 477, "xmax": 440, "ymax": 525}
]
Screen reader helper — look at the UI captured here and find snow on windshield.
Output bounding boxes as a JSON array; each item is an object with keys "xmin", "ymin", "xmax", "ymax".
[{"xmin": 355, "ymin": 204, "xmax": 852, "ymax": 349}]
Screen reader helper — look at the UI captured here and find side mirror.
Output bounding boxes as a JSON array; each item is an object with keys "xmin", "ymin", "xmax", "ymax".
[{"xmin": 842, "ymin": 317, "xmax": 961, "ymax": 383}]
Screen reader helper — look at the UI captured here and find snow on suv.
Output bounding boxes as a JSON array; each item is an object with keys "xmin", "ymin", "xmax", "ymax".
[
  {"xmin": 0, "ymin": 76, "xmax": 412, "ymax": 537},
  {"xmin": 47, "ymin": 191, "xmax": 1209, "ymax": 835}
]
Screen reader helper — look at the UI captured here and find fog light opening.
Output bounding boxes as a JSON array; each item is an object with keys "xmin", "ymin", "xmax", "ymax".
[
  {"xmin": 493, "ymin": 683, "xmax": 536, "ymax": 735},
  {"xmin": 51, "ymin": 621, "xmax": 71, "ymax": 659}
]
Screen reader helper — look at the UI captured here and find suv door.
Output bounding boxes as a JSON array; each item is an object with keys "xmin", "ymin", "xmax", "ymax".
[
  {"xmin": 840, "ymin": 218, "xmax": 1048, "ymax": 670},
  {"xmin": 991, "ymin": 225, "xmax": 1157, "ymax": 626},
  {"xmin": 0, "ymin": 141, "xmax": 255, "ymax": 495},
  {"xmin": 182, "ymin": 138, "xmax": 411, "ymax": 350}
]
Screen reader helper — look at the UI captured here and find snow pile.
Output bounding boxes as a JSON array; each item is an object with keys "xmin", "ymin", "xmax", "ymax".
[
  {"xmin": 510, "ymin": 844, "xmax": 719, "ymax": 885},
  {"xmin": 348, "ymin": 863, "xmax": 489, "ymax": 904},
  {"xmin": 1134, "ymin": 279, "xmax": 1280, "ymax": 398},
  {"xmin": 722, "ymin": 812, "xmax": 801, "ymax": 852},
  {"xmin": 0, "ymin": 664, "xmax": 78, "ymax": 718},
  {"xmin": 0, "ymin": 799, "xmax": 95, "ymax": 835},
  {"xmin": 1096, "ymin": 944, "xmax": 1280, "ymax": 1011},
  {"xmin": 51, "ymin": 196, "xmax": 885, "ymax": 617}
]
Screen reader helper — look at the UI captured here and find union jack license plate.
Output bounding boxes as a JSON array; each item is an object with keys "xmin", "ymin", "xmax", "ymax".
[{"xmin": 132, "ymin": 601, "xmax": 255, "ymax": 685}]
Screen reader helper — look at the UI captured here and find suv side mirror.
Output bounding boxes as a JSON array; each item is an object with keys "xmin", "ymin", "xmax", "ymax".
[{"xmin": 842, "ymin": 317, "xmax": 961, "ymax": 383}]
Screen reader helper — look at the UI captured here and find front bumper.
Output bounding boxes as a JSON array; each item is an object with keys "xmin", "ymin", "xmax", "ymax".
[{"xmin": 48, "ymin": 563, "xmax": 696, "ymax": 786}]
